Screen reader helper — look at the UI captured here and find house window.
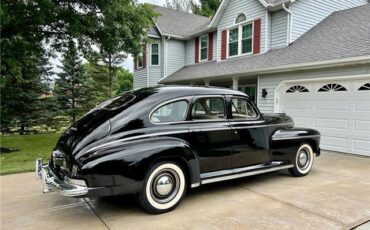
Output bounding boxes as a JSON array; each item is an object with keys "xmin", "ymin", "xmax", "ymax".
[
  {"xmin": 151, "ymin": 44, "xmax": 159, "ymax": 65},
  {"xmin": 228, "ymin": 22, "xmax": 253, "ymax": 57},
  {"xmin": 200, "ymin": 35, "xmax": 208, "ymax": 61},
  {"xmin": 235, "ymin": 14, "xmax": 246, "ymax": 24},
  {"xmin": 228, "ymin": 28, "xmax": 239, "ymax": 56},
  {"xmin": 137, "ymin": 50, "xmax": 143, "ymax": 68},
  {"xmin": 241, "ymin": 24, "xmax": 252, "ymax": 54}
]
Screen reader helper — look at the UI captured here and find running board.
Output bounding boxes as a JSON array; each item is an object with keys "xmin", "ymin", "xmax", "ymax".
[{"xmin": 201, "ymin": 164, "xmax": 294, "ymax": 185}]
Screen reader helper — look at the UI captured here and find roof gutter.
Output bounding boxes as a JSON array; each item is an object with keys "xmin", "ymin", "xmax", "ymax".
[{"xmin": 160, "ymin": 55, "xmax": 370, "ymax": 83}]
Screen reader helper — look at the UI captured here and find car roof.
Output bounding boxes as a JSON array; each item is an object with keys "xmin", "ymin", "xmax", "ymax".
[{"xmin": 134, "ymin": 85, "xmax": 247, "ymax": 98}]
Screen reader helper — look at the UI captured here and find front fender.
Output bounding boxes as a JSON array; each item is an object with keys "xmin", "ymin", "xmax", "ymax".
[
  {"xmin": 270, "ymin": 127, "xmax": 321, "ymax": 163},
  {"xmin": 78, "ymin": 136, "xmax": 200, "ymax": 188}
]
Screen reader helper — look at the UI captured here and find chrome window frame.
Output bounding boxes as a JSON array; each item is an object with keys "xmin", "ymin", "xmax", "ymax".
[
  {"xmin": 229, "ymin": 96, "xmax": 261, "ymax": 121},
  {"xmin": 189, "ymin": 95, "xmax": 228, "ymax": 122},
  {"xmin": 149, "ymin": 97, "xmax": 191, "ymax": 125}
]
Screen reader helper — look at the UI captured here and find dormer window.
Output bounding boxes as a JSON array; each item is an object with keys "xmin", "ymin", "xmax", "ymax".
[
  {"xmin": 228, "ymin": 22, "xmax": 253, "ymax": 57},
  {"xmin": 235, "ymin": 13, "xmax": 246, "ymax": 24},
  {"xmin": 137, "ymin": 50, "xmax": 143, "ymax": 69}
]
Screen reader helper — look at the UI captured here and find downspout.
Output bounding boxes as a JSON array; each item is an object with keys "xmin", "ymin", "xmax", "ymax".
[
  {"xmin": 164, "ymin": 36, "xmax": 171, "ymax": 79},
  {"xmin": 282, "ymin": 3, "xmax": 292, "ymax": 45}
]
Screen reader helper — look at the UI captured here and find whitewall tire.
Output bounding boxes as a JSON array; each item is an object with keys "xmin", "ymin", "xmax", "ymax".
[
  {"xmin": 138, "ymin": 162, "xmax": 186, "ymax": 214},
  {"xmin": 289, "ymin": 144, "xmax": 314, "ymax": 177}
]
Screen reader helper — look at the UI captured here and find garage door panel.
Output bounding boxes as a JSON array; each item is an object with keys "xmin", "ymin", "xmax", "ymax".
[
  {"xmin": 279, "ymin": 78, "xmax": 370, "ymax": 156},
  {"xmin": 321, "ymin": 136, "xmax": 347, "ymax": 149},
  {"xmin": 354, "ymin": 120, "xmax": 370, "ymax": 132},
  {"xmin": 355, "ymin": 100, "xmax": 370, "ymax": 112},
  {"xmin": 316, "ymin": 100, "xmax": 349, "ymax": 111},
  {"xmin": 352, "ymin": 139, "xmax": 370, "ymax": 153},
  {"xmin": 291, "ymin": 116, "xmax": 310, "ymax": 127},
  {"xmin": 315, "ymin": 118, "xmax": 348, "ymax": 130}
]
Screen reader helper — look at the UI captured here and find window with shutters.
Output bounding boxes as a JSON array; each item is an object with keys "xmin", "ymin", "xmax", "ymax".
[
  {"xmin": 151, "ymin": 43, "xmax": 159, "ymax": 65},
  {"xmin": 228, "ymin": 22, "xmax": 253, "ymax": 57},
  {"xmin": 200, "ymin": 35, "xmax": 208, "ymax": 61}
]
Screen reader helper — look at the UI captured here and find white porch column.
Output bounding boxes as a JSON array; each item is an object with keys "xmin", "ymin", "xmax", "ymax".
[
  {"xmin": 232, "ymin": 77, "xmax": 239, "ymax": 90},
  {"xmin": 204, "ymin": 80, "xmax": 210, "ymax": 87}
]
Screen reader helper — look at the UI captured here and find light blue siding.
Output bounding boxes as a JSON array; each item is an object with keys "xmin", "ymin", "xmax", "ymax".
[
  {"xmin": 216, "ymin": 0, "xmax": 266, "ymax": 60},
  {"xmin": 133, "ymin": 68, "xmax": 147, "ymax": 89},
  {"xmin": 167, "ymin": 39, "xmax": 186, "ymax": 76},
  {"xmin": 257, "ymin": 65, "xmax": 370, "ymax": 113},
  {"xmin": 148, "ymin": 40, "xmax": 162, "ymax": 86},
  {"xmin": 212, "ymin": 31, "xmax": 217, "ymax": 60},
  {"xmin": 270, "ymin": 10, "xmax": 287, "ymax": 49},
  {"xmin": 291, "ymin": 0, "xmax": 367, "ymax": 41},
  {"xmin": 185, "ymin": 38, "xmax": 195, "ymax": 65}
]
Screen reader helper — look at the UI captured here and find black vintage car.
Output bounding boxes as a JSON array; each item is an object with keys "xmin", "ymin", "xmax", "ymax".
[{"xmin": 36, "ymin": 86, "xmax": 320, "ymax": 213}]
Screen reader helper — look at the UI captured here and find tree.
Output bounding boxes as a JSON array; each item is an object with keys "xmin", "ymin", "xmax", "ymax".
[
  {"xmin": 54, "ymin": 40, "xmax": 89, "ymax": 123},
  {"xmin": 165, "ymin": 0, "xmax": 192, "ymax": 12},
  {"xmin": 0, "ymin": 38, "xmax": 53, "ymax": 134},
  {"xmin": 113, "ymin": 69, "xmax": 133, "ymax": 95},
  {"xmin": 192, "ymin": 0, "xmax": 221, "ymax": 17},
  {"xmin": 1, "ymin": 0, "xmax": 156, "ymax": 131},
  {"xmin": 88, "ymin": 51, "xmax": 128, "ymax": 98}
]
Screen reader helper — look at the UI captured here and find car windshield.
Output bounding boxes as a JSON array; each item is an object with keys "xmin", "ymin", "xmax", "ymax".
[{"xmin": 95, "ymin": 93, "xmax": 136, "ymax": 110}]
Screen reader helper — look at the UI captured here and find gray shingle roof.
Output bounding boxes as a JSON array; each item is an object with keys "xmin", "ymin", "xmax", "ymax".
[
  {"xmin": 150, "ymin": 5, "xmax": 211, "ymax": 38},
  {"xmin": 161, "ymin": 4, "xmax": 370, "ymax": 84}
]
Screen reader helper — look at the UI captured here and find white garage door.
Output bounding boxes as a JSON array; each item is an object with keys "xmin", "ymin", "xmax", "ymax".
[{"xmin": 279, "ymin": 78, "xmax": 370, "ymax": 156}]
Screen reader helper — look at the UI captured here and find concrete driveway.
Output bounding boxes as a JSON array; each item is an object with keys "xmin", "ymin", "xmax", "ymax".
[{"xmin": 1, "ymin": 151, "xmax": 370, "ymax": 230}]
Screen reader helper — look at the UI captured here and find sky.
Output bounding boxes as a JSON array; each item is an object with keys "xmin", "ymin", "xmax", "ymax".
[{"xmin": 50, "ymin": 0, "xmax": 167, "ymax": 76}]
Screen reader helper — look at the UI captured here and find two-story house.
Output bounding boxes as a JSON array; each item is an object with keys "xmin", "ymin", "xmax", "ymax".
[{"xmin": 133, "ymin": 0, "xmax": 370, "ymax": 156}]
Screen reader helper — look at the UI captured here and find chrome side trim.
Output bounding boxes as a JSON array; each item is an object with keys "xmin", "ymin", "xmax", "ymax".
[
  {"xmin": 88, "ymin": 130, "xmax": 190, "ymax": 153},
  {"xmin": 272, "ymin": 134, "xmax": 320, "ymax": 141},
  {"xmin": 191, "ymin": 182, "xmax": 200, "ymax": 188},
  {"xmin": 201, "ymin": 164, "xmax": 294, "ymax": 185},
  {"xmin": 89, "ymin": 122, "xmax": 294, "ymax": 153}
]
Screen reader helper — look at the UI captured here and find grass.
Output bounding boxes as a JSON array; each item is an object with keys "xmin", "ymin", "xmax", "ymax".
[{"xmin": 0, "ymin": 133, "xmax": 61, "ymax": 175}]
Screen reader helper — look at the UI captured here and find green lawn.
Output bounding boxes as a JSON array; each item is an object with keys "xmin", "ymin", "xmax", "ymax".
[{"xmin": 0, "ymin": 133, "xmax": 60, "ymax": 175}]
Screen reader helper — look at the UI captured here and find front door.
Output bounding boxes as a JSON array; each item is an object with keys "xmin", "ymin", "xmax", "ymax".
[
  {"xmin": 228, "ymin": 96, "xmax": 269, "ymax": 168},
  {"xmin": 187, "ymin": 96, "xmax": 233, "ymax": 173}
]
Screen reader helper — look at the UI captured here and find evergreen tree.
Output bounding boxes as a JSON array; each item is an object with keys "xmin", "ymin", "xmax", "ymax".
[
  {"xmin": 0, "ymin": 39, "xmax": 52, "ymax": 134},
  {"xmin": 54, "ymin": 40, "xmax": 89, "ymax": 123},
  {"xmin": 192, "ymin": 0, "xmax": 221, "ymax": 17}
]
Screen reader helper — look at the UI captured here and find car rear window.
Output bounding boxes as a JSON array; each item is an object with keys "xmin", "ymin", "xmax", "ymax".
[{"xmin": 96, "ymin": 93, "xmax": 136, "ymax": 110}]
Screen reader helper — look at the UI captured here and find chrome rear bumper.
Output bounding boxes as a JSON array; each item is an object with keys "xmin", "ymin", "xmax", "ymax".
[{"xmin": 35, "ymin": 158, "xmax": 88, "ymax": 197}]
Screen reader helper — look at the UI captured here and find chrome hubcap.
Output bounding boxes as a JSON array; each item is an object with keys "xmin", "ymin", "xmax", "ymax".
[
  {"xmin": 155, "ymin": 175, "xmax": 173, "ymax": 196},
  {"xmin": 151, "ymin": 169, "xmax": 180, "ymax": 204},
  {"xmin": 298, "ymin": 151, "xmax": 308, "ymax": 166}
]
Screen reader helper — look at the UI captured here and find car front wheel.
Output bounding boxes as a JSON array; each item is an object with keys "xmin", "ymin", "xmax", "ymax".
[
  {"xmin": 138, "ymin": 162, "xmax": 186, "ymax": 214},
  {"xmin": 289, "ymin": 144, "xmax": 314, "ymax": 177}
]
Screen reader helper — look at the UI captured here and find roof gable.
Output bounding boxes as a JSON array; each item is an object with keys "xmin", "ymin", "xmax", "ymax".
[{"xmin": 150, "ymin": 4, "xmax": 211, "ymax": 39}]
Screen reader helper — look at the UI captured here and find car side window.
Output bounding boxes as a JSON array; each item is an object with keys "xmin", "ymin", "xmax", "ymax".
[
  {"xmin": 151, "ymin": 100, "xmax": 188, "ymax": 123},
  {"xmin": 192, "ymin": 97, "xmax": 225, "ymax": 120},
  {"xmin": 231, "ymin": 98, "xmax": 258, "ymax": 119}
]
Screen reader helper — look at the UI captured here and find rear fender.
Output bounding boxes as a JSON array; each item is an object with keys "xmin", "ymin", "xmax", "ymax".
[{"xmin": 80, "ymin": 137, "xmax": 200, "ymax": 187}]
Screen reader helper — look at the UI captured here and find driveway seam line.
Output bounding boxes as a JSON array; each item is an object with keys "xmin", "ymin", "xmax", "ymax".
[
  {"xmin": 235, "ymin": 183, "xmax": 350, "ymax": 228},
  {"xmin": 83, "ymin": 198, "xmax": 111, "ymax": 230}
]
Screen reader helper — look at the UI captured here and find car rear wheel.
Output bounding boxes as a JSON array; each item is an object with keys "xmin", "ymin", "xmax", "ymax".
[
  {"xmin": 138, "ymin": 162, "xmax": 186, "ymax": 214},
  {"xmin": 289, "ymin": 144, "xmax": 314, "ymax": 177}
]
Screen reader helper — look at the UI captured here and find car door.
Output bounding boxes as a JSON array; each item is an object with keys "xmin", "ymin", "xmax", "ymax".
[
  {"xmin": 228, "ymin": 96, "xmax": 270, "ymax": 168},
  {"xmin": 187, "ymin": 96, "xmax": 233, "ymax": 173}
]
